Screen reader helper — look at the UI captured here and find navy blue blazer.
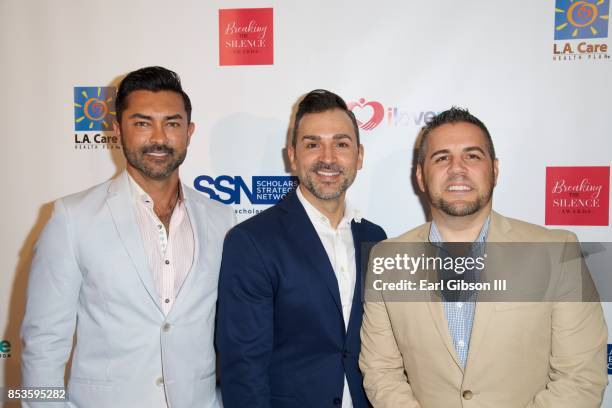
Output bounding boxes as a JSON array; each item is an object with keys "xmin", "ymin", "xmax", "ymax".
[{"xmin": 217, "ymin": 191, "xmax": 386, "ymax": 408}]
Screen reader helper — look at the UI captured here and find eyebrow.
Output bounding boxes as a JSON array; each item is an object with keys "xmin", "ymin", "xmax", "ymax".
[
  {"xmin": 128, "ymin": 113, "xmax": 184, "ymax": 121},
  {"xmin": 301, "ymin": 133, "xmax": 354, "ymax": 141},
  {"xmin": 430, "ymin": 146, "xmax": 487, "ymax": 159}
]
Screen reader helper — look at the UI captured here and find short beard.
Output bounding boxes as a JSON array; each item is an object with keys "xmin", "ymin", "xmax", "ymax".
[
  {"xmin": 428, "ymin": 179, "xmax": 494, "ymax": 217},
  {"xmin": 301, "ymin": 162, "xmax": 352, "ymax": 200},
  {"xmin": 434, "ymin": 195, "xmax": 488, "ymax": 217},
  {"xmin": 122, "ymin": 142, "xmax": 186, "ymax": 181}
]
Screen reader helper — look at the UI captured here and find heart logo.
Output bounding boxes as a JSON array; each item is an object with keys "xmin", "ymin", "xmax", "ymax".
[{"xmin": 348, "ymin": 98, "xmax": 384, "ymax": 130}]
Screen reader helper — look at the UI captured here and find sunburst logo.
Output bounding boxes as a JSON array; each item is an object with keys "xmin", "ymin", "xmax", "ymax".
[
  {"xmin": 555, "ymin": 0, "xmax": 610, "ymax": 40},
  {"xmin": 74, "ymin": 87, "xmax": 116, "ymax": 131}
]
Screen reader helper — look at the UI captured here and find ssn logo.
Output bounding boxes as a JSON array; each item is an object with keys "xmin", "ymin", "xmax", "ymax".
[{"xmin": 194, "ymin": 175, "xmax": 298, "ymax": 205}]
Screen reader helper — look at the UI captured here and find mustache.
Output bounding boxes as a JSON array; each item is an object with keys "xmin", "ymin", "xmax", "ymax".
[
  {"xmin": 445, "ymin": 175, "xmax": 472, "ymax": 183},
  {"xmin": 141, "ymin": 144, "xmax": 174, "ymax": 155},
  {"xmin": 310, "ymin": 162, "xmax": 344, "ymax": 173}
]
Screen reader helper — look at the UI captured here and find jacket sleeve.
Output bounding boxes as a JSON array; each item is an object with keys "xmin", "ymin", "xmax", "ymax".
[
  {"xmin": 526, "ymin": 233, "xmax": 608, "ymax": 408},
  {"xmin": 216, "ymin": 226, "xmax": 274, "ymax": 408},
  {"xmin": 359, "ymin": 300, "xmax": 423, "ymax": 408},
  {"xmin": 20, "ymin": 199, "xmax": 82, "ymax": 408},
  {"xmin": 359, "ymin": 243, "xmax": 422, "ymax": 408}
]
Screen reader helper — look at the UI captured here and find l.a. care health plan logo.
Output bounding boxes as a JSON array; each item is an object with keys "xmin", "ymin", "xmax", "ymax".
[
  {"xmin": 553, "ymin": 0, "xmax": 610, "ymax": 60},
  {"xmin": 73, "ymin": 86, "xmax": 120, "ymax": 150},
  {"xmin": 555, "ymin": 0, "xmax": 609, "ymax": 40},
  {"xmin": 74, "ymin": 87, "xmax": 116, "ymax": 131}
]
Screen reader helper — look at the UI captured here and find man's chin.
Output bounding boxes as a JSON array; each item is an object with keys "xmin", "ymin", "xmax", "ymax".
[
  {"xmin": 135, "ymin": 165, "xmax": 175, "ymax": 181},
  {"xmin": 437, "ymin": 201, "xmax": 481, "ymax": 217},
  {"xmin": 305, "ymin": 185, "xmax": 342, "ymax": 201}
]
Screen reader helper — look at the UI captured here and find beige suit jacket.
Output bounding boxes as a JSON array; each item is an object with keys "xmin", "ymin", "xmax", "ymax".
[{"xmin": 359, "ymin": 211, "xmax": 608, "ymax": 408}]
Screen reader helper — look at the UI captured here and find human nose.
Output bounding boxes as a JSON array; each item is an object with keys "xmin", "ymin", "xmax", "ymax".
[
  {"xmin": 319, "ymin": 143, "xmax": 335, "ymax": 163},
  {"xmin": 447, "ymin": 156, "xmax": 467, "ymax": 175},
  {"xmin": 150, "ymin": 122, "xmax": 168, "ymax": 144}
]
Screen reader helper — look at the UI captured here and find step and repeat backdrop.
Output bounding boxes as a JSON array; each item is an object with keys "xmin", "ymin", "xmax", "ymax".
[{"xmin": 1, "ymin": 0, "xmax": 611, "ymax": 406}]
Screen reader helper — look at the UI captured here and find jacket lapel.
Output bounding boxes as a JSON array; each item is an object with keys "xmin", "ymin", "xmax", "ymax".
[
  {"xmin": 345, "ymin": 221, "xmax": 363, "ymax": 338},
  {"xmin": 279, "ymin": 192, "xmax": 343, "ymax": 316},
  {"xmin": 414, "ymin": 223, "xmax": 464, "ymax": 370},
  {"xmin": 465, "ymin": 211, "xmax": 512, "ymax": 367},
  {"xmin": 105, "ymin": 172, "xmax": 163, "ymax": 315}
]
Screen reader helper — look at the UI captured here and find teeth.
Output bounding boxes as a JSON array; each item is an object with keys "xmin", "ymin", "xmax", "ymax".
[
  {"xmin": 317, "ymin": 171, "xmax": 339, "ymax": 177},
  {"xmin": 147, "ymin": 152, "xmax": 167, "ymax": 156},
  {"xmin": 448, "ymin": 185, "xmax": 471, "ymax": 191}
]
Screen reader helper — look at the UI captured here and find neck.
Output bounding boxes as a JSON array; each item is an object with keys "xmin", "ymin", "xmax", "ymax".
[
  {"xmin": 127, "ymin": 166, "xmax": 180, "ymax": 210},
  {"xmin": 430, "ymin": 204, "xmax": 492, "ymax": 242},
  {"xmin": 299, "ymin": 185, "xmax": 346, "ymax": 229}
]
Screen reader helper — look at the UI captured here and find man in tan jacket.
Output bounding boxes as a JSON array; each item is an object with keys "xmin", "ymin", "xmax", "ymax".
[{"xmin": 359, "ymin": 107, "xmax": 608, "ymax": 407}]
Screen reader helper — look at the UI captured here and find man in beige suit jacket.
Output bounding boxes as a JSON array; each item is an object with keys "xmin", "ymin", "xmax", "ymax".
[{"xmin": 359, "ymin": 107, "xmax": 608, "ymax": 408}]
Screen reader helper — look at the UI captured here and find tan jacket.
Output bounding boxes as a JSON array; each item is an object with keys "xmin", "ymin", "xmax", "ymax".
[{"xmin": 359, "ymin": 212, "xmax": 608, "ymax": 408}]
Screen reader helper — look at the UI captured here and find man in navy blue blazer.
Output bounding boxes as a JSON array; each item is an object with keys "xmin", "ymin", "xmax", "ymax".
[{"xmin": 217, "ymin": 89, "xmax": 386, "ymax": 408}]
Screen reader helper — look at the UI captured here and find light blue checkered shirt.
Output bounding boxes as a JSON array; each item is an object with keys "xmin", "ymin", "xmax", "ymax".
[{"xmin": 429, "ymin": 217, "xmax": 490, "ymax": 369}]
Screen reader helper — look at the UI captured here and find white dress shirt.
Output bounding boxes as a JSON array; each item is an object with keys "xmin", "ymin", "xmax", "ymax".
[{"xmin": 296, "ymin": 186, "xmax": 361, "ymax": 408}]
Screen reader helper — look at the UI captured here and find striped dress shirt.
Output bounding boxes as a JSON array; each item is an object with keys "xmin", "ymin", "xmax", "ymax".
[{"xmin": 128, "ymin": 175, "xmax": 195, "ymax": 316}]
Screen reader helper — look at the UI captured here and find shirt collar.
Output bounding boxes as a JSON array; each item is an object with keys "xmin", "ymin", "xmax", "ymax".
[
  {"xmin": 429, "ymin": 215, "xmax": 491, "ymax": 244},
  {"xmin": 296, "ymin": 186, "xmax": 361, "ymax": 230},
  {"xmin": 127, "ymin": 173, "xmax": 184, "ymax": 207}
]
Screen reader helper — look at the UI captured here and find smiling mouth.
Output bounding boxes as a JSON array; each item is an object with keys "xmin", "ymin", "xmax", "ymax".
[
  {"xmin": 316, "ymin": 170, "xmax": 340, "ymax": 177},
  {"xmin": 446, "ymin": 185, "xmax": 473, "ymax": 192}
]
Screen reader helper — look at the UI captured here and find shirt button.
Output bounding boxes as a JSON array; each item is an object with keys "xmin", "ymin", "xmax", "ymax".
[
  {"xmin": 155, "ymin": 377, "xmax": 164, "ymax": 386},
  {"xmin": 162, "ymin": 323, "xmax": 171, "ymax": 332},
  {"xmin": 164, "ymin": 298, "xmax": 170, "ymax": 304},
  {"xmin": 157, "ymin": 225, "xmax": 162, "ymax": 230},
  {"xmin": 457, "ymin": 340, "xmax": 465, "ymax": 348},
  {"xmin": 462, "ymin": 390, "xmax": 473, "ymax": 400},
  {"xmin": 165, "ymin": 260, "xmax": 170, "ymax": 265}
]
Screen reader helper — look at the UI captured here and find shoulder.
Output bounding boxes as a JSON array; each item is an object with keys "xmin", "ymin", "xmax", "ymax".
[
  {"xmin": 221, "ymin": 204, "xmax": 287, "ymax": 255},
  {"xmin": 356, "ymin": 218, "xmax": 387, "ymax": 241},
  {"xmin": 183, "ymin": 185, "xmax": 236, "ymax": 237},
  {"xmin": 386, "ymin": 222, "xmax": 430, "ymax": 243},
  {"xmin": 231, "ymin": 203, "xmax": 285, "ymax": 236},
  {"xmin": 184, "ymin": 184, "xmax": 233, "ymax": 219},
  {"xmin": 58, "ymin": 178, "xmax": 113, "ymax": 213},
  {"xmin": 494, "ymin": 213, "xmax": 577, "ymax": 243}
]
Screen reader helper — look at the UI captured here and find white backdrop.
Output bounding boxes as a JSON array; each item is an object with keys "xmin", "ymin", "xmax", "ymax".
[{"xmin": 1, "ymin": 0, "xmax": 610, "ymax": 406}]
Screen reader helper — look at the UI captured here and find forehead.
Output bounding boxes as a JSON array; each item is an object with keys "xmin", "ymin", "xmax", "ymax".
[
  {"xmin": 426, "ymin": 122, "xmax": 488, "ymax": 152},
  {"xmin": 123, "ymin": 90, "xmax": 186, "ymax": 114},
  {"xmin": 296, "ymin": 109, "xmax": 356, "ymax": 139}
]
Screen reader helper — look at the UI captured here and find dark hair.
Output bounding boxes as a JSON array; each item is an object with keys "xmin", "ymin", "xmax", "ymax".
[
  {"xmin": 417, "ymin": 107, "xmax": 495, "ymax": 165},
  {"xmin": 115, "ymin": 66, "xmax": 192, "ymax": 123},
  {"xmin": 291, "ymin": 89, "xmax": 359, "ymax": 147}
]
